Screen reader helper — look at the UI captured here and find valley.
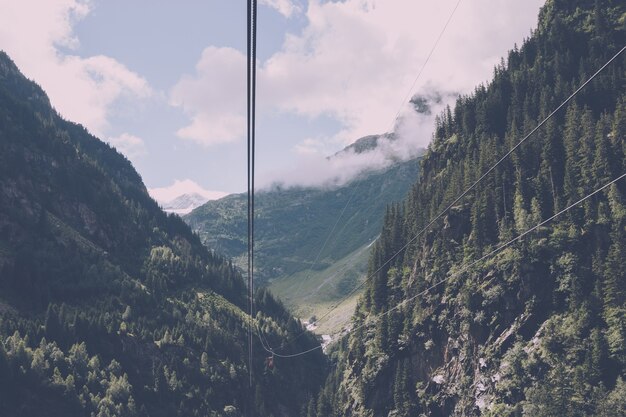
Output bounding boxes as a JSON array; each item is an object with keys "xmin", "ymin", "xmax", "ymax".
[
  {"xmin": 0, "ymin": 0, "xmax": 624, "ymax": 416},
  {"xmin": 185, "ymin": 154, "xmax": 421, "ymax": 334}
]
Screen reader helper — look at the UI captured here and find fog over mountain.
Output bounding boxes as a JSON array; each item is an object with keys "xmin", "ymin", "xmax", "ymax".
[{"xmin": 258, "ymin": 89, "xmax": 454, "ymax": 190}]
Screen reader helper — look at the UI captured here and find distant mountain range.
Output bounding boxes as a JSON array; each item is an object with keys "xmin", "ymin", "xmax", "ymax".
[{"xmin": 161, "ymin": 192, "xmax": 208, "ymax": 215}]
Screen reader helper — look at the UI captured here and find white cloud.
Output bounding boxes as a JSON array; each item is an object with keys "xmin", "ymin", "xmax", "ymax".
[
  {"xmin": 259, "ymin": 90, "xmax": 450, "ymax": 189},
  {"xmin": 107, "ymin": 133, "xmax": 146, "ymax": 159},
  {"xmin": 148, "ymin": 179, "xmax": 227, "ymax": 205},
  {"xmin": 259, "ymin": 0, "xmax": 545, "ymax": 145},
  {"xmin": 261, "ymin": 135, "xmax": 422, "ymax": 190},
  {"xmin": 169, "ymin": 47, "xmax": 246, "ymax": 146},
  {"xmin": 0, "ymin": 0, "xmax": 152, "ymax": 136},
  {"xmin": 293, "ymin": 137, "xmax": 331, "ymax": 156},
  {"xmin": 260, "ymin": 0, "xmax": 300, "ymax": 18},
  {"xmin": 173, "ymin": 0, "xmax": 543, "ymax": 153}
]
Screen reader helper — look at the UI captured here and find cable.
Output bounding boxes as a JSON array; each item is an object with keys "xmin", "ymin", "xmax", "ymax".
[
  {"xmin": 254, "ymin": 320, "xmax": 323, "ymax": 358},
  {"xmin": 348, "ymin": 172, "xmax": 626, "ymax": 333},
  {"xmin": 269, "ymin": 43, "xmax": 625, "ymax": 356},
  {"xmin": 246, "ymin": 0, "xmax": 258, "ymax": 388},
  {"xmin": 295, "ymin": 43, "xmax": 626, "ymax": 337},
  {"xmin": 259, "ymin": 324, "xmax": 272, "ymax": 352},
  {"xmin": 251, "ymin": 0, "xmax": 258, "ymax": 329},
  {"xmin": 246, "ymin": 0, "xmax": 252, "ymax": 388},
  {"xmin": 387, "ymin": 0, "xmax": 463, "ymax": 134},
  {"xmin": 277, "ymin": 0, "xmax": 465, "ymax": 346},
  {"xmin": 267, "ymin": 343, "xmax": 324, "ymax": 358},
  {"xmin": 260, "ymin": 172, "xmax": 626, "ymax": 357},
  {"xmin": 256, "ymin": 322, "xmax": 323, "ymax": 358}
]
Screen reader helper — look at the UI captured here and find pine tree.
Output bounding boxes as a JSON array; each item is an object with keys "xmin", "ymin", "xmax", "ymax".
[
  {"xmin": 563, "ymin": 103, "xmax": 582, "ymax": 201},
  {"xmin": 603, "ymin": 229, "xmax": 626, "ymax": 365},
  {"xmin": 305, "ymin": 395, "xmax": 317, "ymax": 417},
  {"xmin": 593, "ymin": 115, "xmax": 612, "ymax": 186},
  {"xmin": 0, "ymin": 342, "xmax": 11, "ymax": 409}
]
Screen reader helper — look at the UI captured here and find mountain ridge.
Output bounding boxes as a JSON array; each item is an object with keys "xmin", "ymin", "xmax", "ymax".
[
  {"xmin": 0, "ymin": 50, "xmax": 325, "ymax": 417},
  {"xmin": 312, "ymin": 1, "xmax": 626, "ymax": 415}
]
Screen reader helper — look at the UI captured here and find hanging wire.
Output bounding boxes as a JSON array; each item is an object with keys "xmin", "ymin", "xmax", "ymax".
[
  {"xmin": 387, "ymin": 0, "xmax": 463, "ymax": 135},
  {"xmin": 287, "ymin": 43, "xmax": 626, "ymax": 342},
  {"xmin": 262, "ymin": 43, "xmax": 626, "ymax": 356},
  {"xmin": 256, "ymin": 172, "xmax": 626, "ymax": 358},
  {"xmin": 246, "ymin": 0, "xmax": 258, "ymax": 387},
  {"xmin": 272, "ymin": 0, "xmax": 466, "ymax": 348}
]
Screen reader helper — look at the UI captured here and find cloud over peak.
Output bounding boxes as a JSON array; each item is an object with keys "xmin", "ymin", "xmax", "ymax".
[{"xmin": 148, "ymin": 179, "xmax": 227, "ymax": 205}]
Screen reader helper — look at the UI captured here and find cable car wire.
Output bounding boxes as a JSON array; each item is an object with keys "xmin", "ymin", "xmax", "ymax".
[
  {"xmin": 275, "ymin": 0, "xmax": 465, "ymax": 346},
  {"xmin": 256, "ymin": 172, "xmax": 626, "ymax": 358},
  {"xmin": 246, "ymin": 0, "xmax": 258, "ymax": 387},
  {"xmin": 297, "ymin": 43, "xmax": 626, "ymax": 337},
  {"xmin": 264, "ymin": 44, "xmax": 625, "ymax": 356}
]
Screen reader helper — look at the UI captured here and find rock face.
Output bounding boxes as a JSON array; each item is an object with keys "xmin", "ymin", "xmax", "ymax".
[{"xmin": 313, "ymin": 1, "xmax": 626, "ymax": 416}]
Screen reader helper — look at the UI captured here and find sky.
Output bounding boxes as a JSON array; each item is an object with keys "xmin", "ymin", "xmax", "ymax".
[{"xmin": 0, "ymin": 0, "xmax": 545, "ymax": 202}]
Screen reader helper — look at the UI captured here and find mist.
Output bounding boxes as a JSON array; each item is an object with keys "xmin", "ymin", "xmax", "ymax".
[{"xmin": 258, "ymin": 88, "xmax": 456, "ymax": 191}]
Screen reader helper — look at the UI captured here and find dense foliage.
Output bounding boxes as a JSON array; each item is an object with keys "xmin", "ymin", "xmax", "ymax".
[
  {"xmin": 0, "ymin": 51, "xmax": 325, "ymax": 417},
  {"xmin": 312, "ymin": 1, "xmax": 626, "ymax": 416}
]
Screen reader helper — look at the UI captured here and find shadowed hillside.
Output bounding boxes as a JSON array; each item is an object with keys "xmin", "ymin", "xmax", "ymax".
[{"xmin": 0, "ymin": 51, "xmax": 325, "ymax": 417}]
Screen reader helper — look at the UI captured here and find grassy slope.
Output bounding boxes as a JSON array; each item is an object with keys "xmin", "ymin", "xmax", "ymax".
[{"xmin": 270, "ymin": 241, "xmax": 372, "ymax": 334}]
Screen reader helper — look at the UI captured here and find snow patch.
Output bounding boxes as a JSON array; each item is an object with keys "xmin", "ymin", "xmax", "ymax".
[{"xmin": 162, "ymin": 193, "xmax": 209, "ymax": 215}]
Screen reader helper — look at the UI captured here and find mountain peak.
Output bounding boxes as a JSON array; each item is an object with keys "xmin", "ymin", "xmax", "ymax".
[{"xmin": 163, "ymin": 192, "xmax": 209, "ymax": 215}]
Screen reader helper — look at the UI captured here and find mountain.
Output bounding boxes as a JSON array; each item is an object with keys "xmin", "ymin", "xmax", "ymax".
[
  {"xmin": 185, "ymin": 153, "xmax": 421, "ymax": 332},
  {"xmin": 0, "ymin": 51, "xmax": 325, "ymax": 416},
  {"xmin": 335, "ymin": 134, "xmax": 390, "ymax": 155},
  {"xmin": 309, "ymin": 1, "xmax": 626, "ymax": 416},
  {"xmin": 162, "ymin": 193, "xmax": 208, "ymax": 215}
]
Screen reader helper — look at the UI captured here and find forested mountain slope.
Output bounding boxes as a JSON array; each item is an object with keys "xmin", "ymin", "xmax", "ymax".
[
  {"xmin": 0, "ymin": 51, "xmax": 325, "ymax": 417},
  {"xmin": 311, "ymin": 1, "xmax": 626, "ymax": 416}
]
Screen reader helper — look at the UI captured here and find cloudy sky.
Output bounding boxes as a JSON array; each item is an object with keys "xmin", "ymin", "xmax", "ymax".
[{"xmin": 0, "ymin": 0, "xmax": 544, "ymax": 202}]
